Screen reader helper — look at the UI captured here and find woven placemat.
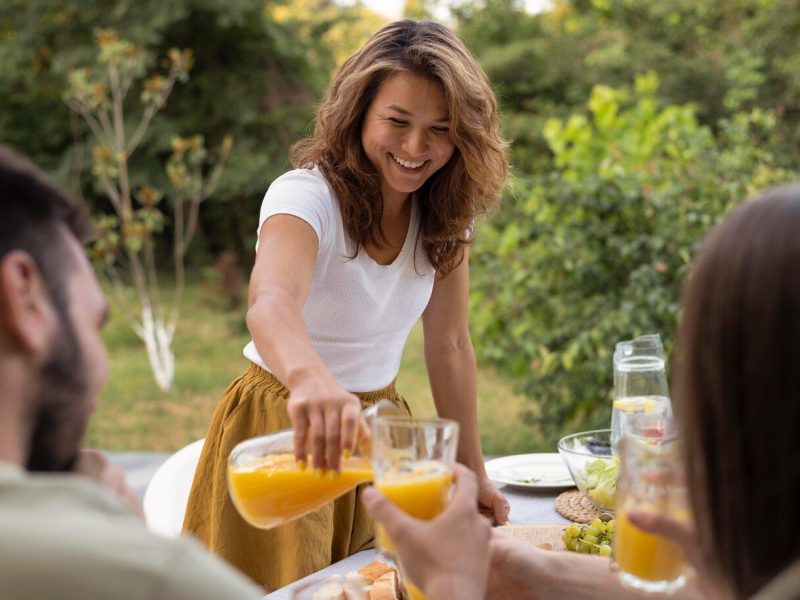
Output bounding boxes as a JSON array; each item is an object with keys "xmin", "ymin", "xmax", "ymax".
[{"xmin": 555, "ymin": 489, "xmax": 601, "ymax": 523}]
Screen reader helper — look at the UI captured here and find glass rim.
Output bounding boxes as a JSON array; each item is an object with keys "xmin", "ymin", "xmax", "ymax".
[
  {"xmin": 556, "ymin": 428, "xmax": 612, "ymax": 457},
  {"xmin": 615, "ymin": 355, "xmax": 665, "ymax": 371}
]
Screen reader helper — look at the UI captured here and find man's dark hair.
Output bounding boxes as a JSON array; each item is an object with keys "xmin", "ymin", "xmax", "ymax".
[{"xmin": 0, "ymin": 145, "xmax": 91, "ymax": 303}]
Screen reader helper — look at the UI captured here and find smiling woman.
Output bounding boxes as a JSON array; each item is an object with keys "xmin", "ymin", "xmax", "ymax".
[{"xmin": 182, "ymin": 20, "xmax": 510, "ymax": 590}]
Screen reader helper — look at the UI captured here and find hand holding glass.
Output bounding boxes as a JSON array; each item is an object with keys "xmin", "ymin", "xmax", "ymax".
[
  {"xmin": 612, "ymin": 415, "xmax": 688, "ymax": 594},
  {"xmin": 372, "ymin": 416, "xmax": 459, "ymax": 600}
]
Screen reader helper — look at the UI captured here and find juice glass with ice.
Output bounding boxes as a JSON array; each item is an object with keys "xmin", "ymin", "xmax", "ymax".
[
  {"xmin": 612, "ymin": 414, "xmax": 689, "ymax": 594},
  {"xmin": 372, "ymin": 416, "xmax": 459, "ymax": 599}
]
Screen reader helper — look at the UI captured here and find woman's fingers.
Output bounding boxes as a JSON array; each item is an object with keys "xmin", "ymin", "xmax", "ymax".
[
  {"xmin": 288, "ymin": 389, "xmax": 363, "ymax": 471},
  {"xmin": 324, "ymin": 405, "xmax": 342, "ymax": 471},
  {"xmin": 627, "ymin": 508, "xmax": 702, "ymax": 570},
  {"xmin": 339, "ymin": 399, "xmax": 361, "ymax": 460},
  {"xmin": 307, "ymin": 409, "xmax": 326, "ymax": 470},
  {"xmin": 287, "ymin": 400, "xmax": 310, "ymax": 465}
]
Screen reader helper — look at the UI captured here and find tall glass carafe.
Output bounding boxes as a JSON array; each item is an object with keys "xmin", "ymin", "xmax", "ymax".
[{"xmin": 611, "ymin": 334, "xmax": 671, "ymax": 453}]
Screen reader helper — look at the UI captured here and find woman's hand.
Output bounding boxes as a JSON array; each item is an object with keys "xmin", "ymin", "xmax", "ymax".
[
  {"xmin": 477, "ymin": 476, "xmax": 510, "ymax": 525},
  {"xmin": 626, "ymin": 509, "xmax": 703, "ymax": 575},
  {"xmin": 72, "ymin": 449, "xmax": 143, "ymax": 517},
  {"xmin": 362, "ymin": 464, "xmax": 491, "ymax": 600},
  {"xmin": 286, "ymin": 372, "xmax": 362, "ymax": 472}
]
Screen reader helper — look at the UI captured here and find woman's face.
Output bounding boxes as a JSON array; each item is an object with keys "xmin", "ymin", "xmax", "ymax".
[{"xmin": 361, "ymin": 70, "xmax": 455, "ymax": 206}]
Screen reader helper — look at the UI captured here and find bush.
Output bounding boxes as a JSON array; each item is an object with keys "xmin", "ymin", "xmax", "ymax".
[{"xmin": 470, "ymin": 75, "xmax": 794, "ymax": 446}]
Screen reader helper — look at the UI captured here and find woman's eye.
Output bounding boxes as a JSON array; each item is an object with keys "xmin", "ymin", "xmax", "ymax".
[
  {"xmin": 389, "ymin": 118, "xmax": 408, "ymax": 126},
  {"xmin": 432, "ymin": 127, "xmax": 450, "ymax": 134}
]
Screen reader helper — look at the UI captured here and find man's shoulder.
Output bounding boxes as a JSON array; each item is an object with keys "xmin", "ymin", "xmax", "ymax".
[{"xmin": 0, "ymin": 473, "xmax": 262, "ymax": 599}]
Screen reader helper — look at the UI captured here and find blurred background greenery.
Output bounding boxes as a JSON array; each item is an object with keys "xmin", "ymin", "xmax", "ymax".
[{"xmin": 2, "ymin": 0, "xmax": 798, "ymax": 453}]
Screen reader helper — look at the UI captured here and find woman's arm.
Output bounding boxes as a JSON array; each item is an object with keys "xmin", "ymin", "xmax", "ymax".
[
  {"xmin": 421, "ymin": 248, "xmax": 509, "ymax": 524},
  {"xmin": 246, "ymin": 215, "xmax": 361, "ymax": 471}
]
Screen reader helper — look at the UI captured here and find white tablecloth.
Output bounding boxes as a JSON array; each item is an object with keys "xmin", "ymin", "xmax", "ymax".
[{"xmin": 264, "ymin": 484, "xmax": 571, "ymax": 599}]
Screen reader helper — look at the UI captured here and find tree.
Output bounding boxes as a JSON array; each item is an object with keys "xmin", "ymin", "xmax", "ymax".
[{"xmin": 64, "ymin": 30, "xmax": 232, "ymax": 391}]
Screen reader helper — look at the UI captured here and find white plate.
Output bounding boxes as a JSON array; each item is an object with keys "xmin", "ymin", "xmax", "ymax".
[{"xmin": 485, "ymin": 453, "xmax": 576, "ymax": 491}]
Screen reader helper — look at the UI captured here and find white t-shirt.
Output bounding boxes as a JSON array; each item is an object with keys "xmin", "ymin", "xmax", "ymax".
[{"xmin": 243, "ymin": 167, "xmax": 436, "ymax": 392}]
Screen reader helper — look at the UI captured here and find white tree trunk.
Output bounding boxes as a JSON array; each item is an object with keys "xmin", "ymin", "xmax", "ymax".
[{"xmin": 137, "ymin": 304, "xmax": 175, "ymax": 392}]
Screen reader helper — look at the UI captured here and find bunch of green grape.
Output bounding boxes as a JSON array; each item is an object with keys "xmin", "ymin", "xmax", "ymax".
[{"xmin": 561, "ymin": 517, "xmax": 615, "ymax": 557}]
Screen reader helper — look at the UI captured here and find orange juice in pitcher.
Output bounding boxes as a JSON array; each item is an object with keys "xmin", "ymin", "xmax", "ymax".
[
  {"xmin": 227, "ymin": 400, "xmax": 401, "ymax": 530},
  {"xmin": 228, "ymin": 453, "xmax": 373, "ymax": 529}
]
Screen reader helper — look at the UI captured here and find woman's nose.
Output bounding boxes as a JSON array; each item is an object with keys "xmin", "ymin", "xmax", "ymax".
[{"xmin": 404, "ymin": 128, "xmax": 428, "ymax": 155}]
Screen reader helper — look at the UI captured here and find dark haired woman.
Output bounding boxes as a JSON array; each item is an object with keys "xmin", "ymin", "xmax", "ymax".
[{"xmin": 183, "ymin": 20, "xmax": 510, "ymax": 589}]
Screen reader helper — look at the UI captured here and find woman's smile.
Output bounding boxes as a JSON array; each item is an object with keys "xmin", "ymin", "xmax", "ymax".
[{"xmin": 361, "ymin": 71, "xmax": 455, "ymax": 207}]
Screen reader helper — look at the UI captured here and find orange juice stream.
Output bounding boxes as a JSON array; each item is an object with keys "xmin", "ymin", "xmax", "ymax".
[
  {"xmin": 615, "ymin": 504, "xmax": 686, "ymax": 581},
  {"xmin": 228, "ymin": 454, "xmax": 373, "ymax": 529},
  {"xmin": 376, "ymin": 461, "xmax": 453, "ymax": 600}
]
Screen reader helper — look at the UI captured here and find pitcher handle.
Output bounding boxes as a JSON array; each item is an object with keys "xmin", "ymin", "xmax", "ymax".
[{"xmin": 356, "ymin": 399, "xmax": 404, "ymax": 458}]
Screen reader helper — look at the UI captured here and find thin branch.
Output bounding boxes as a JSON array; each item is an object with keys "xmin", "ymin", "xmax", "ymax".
[
  {"xmin": 105, "ymin": 264, "xmax": 144, "ymax": 331},
  {"xmin": 97, "ymin": 171, "xmax": 123, "ymax": 215},
  {"xmin": 65, "ymin": 99, "xmax": 114, "ymax": 149},
  {"xmin": 126, "ymin": 72, "xmax": 180, "ymax": 155},
  {"xmin": 170, "ymin": 195, "xmax": 186, "ymax": 329}
]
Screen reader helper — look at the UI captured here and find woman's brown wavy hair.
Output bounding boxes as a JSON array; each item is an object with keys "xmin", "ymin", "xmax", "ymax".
[
  {"xmin": 290, "ymin": 20, "xmax": 509, "ymax": 276},
  {"xmin": 674, "ymin": 185, "xmax": 800, "ymax": 598}
]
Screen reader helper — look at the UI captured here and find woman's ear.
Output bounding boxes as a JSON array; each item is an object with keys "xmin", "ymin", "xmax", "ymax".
[{"xmin": 0, "ymin": 251, "xmax": 58, "ymax": 360}]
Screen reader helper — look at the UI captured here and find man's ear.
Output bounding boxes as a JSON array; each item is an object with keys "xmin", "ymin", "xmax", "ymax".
[{"xmin": 0, "ymin": 251, "xmax": 58, "ymax": 360}]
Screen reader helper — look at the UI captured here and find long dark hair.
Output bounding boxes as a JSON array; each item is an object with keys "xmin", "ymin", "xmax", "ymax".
[
  {"xmin": 291, "ymin": 20, "xmax": 509, "ymax": 276},
  {"xmin": 674, "ymin": 185, "xmax": 800, "ymax": 598}
]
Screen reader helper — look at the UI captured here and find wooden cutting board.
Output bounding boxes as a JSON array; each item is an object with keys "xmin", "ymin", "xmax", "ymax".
[{"xmin": 496, "ymin": 524, "xmax": 566, "ymax": 550}]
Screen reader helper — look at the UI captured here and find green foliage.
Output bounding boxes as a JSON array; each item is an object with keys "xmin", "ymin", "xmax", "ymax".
[
  {"xmin": 0, "ymin": 0, "xmax": 372, "ymax": 264},
  {"xmin": 470, "ymin": 77, "xmax": 794, "ymax": 444},
  {"xmin": 454, "ymin": 0, "xmax": 800, "ymax": 172}
]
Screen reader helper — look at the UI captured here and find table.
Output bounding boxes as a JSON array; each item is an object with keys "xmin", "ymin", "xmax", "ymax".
[{"xmin": 264, "ymin": 484, "xmax": 572, "ymax": 599}]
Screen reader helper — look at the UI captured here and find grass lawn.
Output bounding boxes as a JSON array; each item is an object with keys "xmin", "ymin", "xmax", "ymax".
[{"xmin": 87, "ymin": 278, "xmax": 541, "ymax": 455}]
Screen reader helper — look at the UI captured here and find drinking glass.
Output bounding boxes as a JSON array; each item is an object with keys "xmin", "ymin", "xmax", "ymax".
[
  {"xmin": 611, "ymin": 334, "xmax": 671, "ymax": 453},
  {"xmin": 372, "ymin": 416, "xmax": 459, "ymax": 599},
  {"xmin": 612, "ymin": 414, "xmax": 688, "ymax": 594},
  {"xmin": 227, "ymin": 400, "xmax": 401, "ymax": 530}
]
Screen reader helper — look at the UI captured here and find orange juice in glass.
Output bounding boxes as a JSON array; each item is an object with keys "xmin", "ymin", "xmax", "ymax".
[
  {"xmin": 372, "ymin": 416, "xmax": 459, "ymax": 599},
  {"xmin": 615, "ymin": 503, "xmax": 687, "ymax": 582},
  {"xmin": 374, "ymin": 459, "xmax": 454, "ymax": 555},
  {"xmin": 612, "ymin": 414, "xmax": 688, "ymax": 593}
]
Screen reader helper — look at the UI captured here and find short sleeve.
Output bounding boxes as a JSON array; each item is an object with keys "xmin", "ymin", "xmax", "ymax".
[{"xmin": 256, "ymin": 168, "xmax": 334, "ymax": 251}]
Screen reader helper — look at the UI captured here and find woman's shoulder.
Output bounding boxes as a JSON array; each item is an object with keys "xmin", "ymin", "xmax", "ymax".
[{"xmin": 268, "ymin": 166, "xmax": 332, "ymax": 195}]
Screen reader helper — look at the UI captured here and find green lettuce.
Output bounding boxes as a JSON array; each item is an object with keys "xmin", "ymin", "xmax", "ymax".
[{"xmin": 581, "ymin": 458, "xmax": 619, "ymax": 510}]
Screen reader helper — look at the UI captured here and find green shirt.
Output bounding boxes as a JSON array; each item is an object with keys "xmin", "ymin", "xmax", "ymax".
[{"xmin": 0, "ymin": 461, "xmax": 263, "ymax": 600}]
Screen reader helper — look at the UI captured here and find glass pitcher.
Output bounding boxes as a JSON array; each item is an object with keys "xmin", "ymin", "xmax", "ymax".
[
  {"xmin": 227, "ymin": 400, "xmax": 402, "ymax": 530},
  {"xmin": 611, "ymin": 334, "xmax": 672, "ymax": 453}
]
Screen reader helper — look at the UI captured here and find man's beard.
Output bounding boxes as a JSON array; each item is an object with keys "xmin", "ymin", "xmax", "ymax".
[{"xmin": 25, "ymin": 312, "xmax": 90, "ymax": 472}]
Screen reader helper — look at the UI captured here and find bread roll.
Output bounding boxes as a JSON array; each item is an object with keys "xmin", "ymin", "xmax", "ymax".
[
  {"xmin": 369, "ymin": 570, "xmax": 402, "ymax": 600},
  {"xmin": 357, "ymin": 561, "xmax": 397, "ymax": 585}
]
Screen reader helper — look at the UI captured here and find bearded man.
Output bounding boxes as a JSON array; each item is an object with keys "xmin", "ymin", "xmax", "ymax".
[{"xmin": 0, "ymin": 145, "xmax": 262, "ymax": 600}]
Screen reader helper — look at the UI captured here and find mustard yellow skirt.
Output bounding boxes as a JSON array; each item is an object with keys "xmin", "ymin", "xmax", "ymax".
[{"xmin": 183, "ymin": 363, "xmax": 411, "ymax": 590}]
